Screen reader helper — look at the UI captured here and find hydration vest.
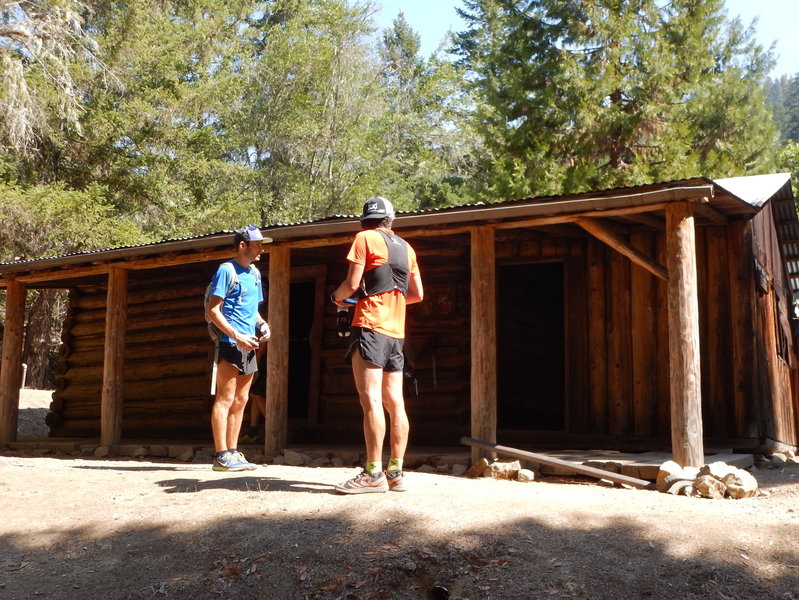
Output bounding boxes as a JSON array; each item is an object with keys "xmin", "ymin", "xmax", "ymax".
[{"xmin": 359, "ymin": 229, "xmax": 410, "ymax": 298}]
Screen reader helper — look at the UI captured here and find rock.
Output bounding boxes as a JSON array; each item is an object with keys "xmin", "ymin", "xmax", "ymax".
[
  {"xmin": 311, "ymin": 457, "xmax": 331, "ymax": 467},
  {"xmin": 416, "ymin": 464, "xmax": 436, "ymax": 473},
  {"xmin": 722, "ymin": 470, "xmax": 758, "ymax": 499},
  {"xmin": 656, "ymin": 462, "xmax": 699, "ymax": 493},
  {"xmin": 330, "ymin": 457, "xmax": 344, "ymax": 467},
  {"xmin": 149, "ymin": 445, "xmax": 169, "ymax": 457},
  {"xmin": 666, "ymin": 480, "xmax": 694, "ymax": 495},
  {"xmin": 482, "ymin": 460, "xmax": 521, "ymax": 480},
  {"xmin": 516, "ymin": 469, "xmax": 535, "ymax": 482},
  {"xmin": 193, "ymin": 449, "xmax": 213, "ymax": 464},
  {"xmin": 700, "ymin": 461, "xmax": 738, "ymax": 480},
  {"xmin": 283, "ymin": 450, "xmax": 308, "ymax": 466},
  {"xmin": 694, "ymin": 474, "xmax": 726, "ymax": 499},
  {"xmin": 337, "ymin": 452, "xmax": 360, "ymax": 465},
  {"xmin": 656, "ymin": 460, "xmax": 684, "ymax": 492},
  {"xmin": 770, "ymin": 453, "xmax": 788, "ymax": 466},
  {"xmin": 451, "ymin": 464, "xmax": 468, "ymax": 477},
  {"xmin": 94, "ymin": 446, "xmax": 109, "ymax": 457},
  {"xmin": 272, "ymin": 454, "xmax": 286, "ymax": 465},
  {"xmin": 435, "ymin": 464, "xmax": 451, "ymax": 474},
  {"xmin": 178, "ymin": 449, "xmax": 194, "ymax": 462},
  {"xmin": 131, "ymin": 447, "xmax": 148, "ymax": 458},
  {"xmin": 698, "ymin": 461, "xmax": 759, "ymax": 499},
  {"xmin": 466, "ymin": 457, "xmax": 491, "ymax": 478}
]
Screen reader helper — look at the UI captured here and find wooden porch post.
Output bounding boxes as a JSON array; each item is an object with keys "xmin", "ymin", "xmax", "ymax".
[
  {"xmin": 665, "ymin": 202, "xmax": 704, "ymax": 467},
  {"xmin": 101, "ymin": 268, "xmax": 128, "ymax": 446},
  {"xmin": 470, "ymin": 227, "xmax": 497, "ymax": 463},
  {"xmin": 265, "ymin": 246, "xmax": 290, "ymax": 456},
  {"xmin": 0, "ymin": 280, "xmax": 26, "ymax": 445}
]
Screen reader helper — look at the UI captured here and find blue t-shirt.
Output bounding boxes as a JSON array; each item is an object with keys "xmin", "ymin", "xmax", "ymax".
[{"xmin": 209, "ymin": 261, "xmax": 263, "ymax": 343}]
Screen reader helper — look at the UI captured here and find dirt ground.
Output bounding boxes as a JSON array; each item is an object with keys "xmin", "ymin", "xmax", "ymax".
[{"xmin": 2, "ymin": 391, "xmax": 799, "ymax": 600}]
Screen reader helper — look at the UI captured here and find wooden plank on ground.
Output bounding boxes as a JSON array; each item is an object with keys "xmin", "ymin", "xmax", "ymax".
[{"xmin": 461, "ymin": 437, "xmax": 655, "ymax": 490}]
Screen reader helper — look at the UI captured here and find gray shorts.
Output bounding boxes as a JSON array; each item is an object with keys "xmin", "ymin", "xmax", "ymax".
[
  {"xmin": 217, "ymin": 342, "xmax": 258, "ymax": 375},
  {"xmin": 345, "ymin": 327, "xmax": 404, "ymax": 372}
]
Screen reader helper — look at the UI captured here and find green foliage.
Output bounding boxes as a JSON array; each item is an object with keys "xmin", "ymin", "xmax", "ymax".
[
  {"xmin": 0, "ymin": 182, "xmax": 147, "ymax": 262},
  {"xmin": 454, "ymin": 0, "xmax": 780, "ymax": 197},
  {"xmin": 767, "ymin": 75, "xmax": 799, "ymax": 143},
  {"xmin": 776, "ymin": 141, "xmax": 799, "ymax": 198},
  {"xmin": 4, "ymin": 1, "xmax": 479, "ymax": 238},
  {"xmin": 0, "ymin": 0, "xmax": 100, "ymax": 155}
]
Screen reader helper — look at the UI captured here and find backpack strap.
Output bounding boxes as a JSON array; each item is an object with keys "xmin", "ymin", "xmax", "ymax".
[{"xmin": 223, "ymin": 261, "xmax": 239, "ymax": 299}]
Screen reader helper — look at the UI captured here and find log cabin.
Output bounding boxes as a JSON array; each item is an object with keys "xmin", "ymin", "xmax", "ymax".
[{"xmin": 1, "ymin": 174, "xmax": 798, "ymax": 466}]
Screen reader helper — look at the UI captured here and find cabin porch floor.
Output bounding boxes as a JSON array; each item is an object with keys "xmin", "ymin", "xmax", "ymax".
[{"xmin": 5, "ymin": 438, "xmax": 755, "ymax": 481}]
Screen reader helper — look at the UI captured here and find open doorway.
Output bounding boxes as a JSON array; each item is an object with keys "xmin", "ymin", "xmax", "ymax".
[
  {"xmin": 287, "ymin": 280, "xmax": 315, "ymax": 419},
  {"xmin": 497, "ymin": 261, "xmax": 565, "ymax": 431}
]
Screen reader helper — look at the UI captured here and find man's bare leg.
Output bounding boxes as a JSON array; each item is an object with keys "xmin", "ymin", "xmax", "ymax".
[
  {"xmin": 226, "ymin": 373, "xmax": 254, "ymax": 450},
  {"xmin": 382, "ymin": 370, "xmax": 409, "ymax": 460},
  {"xmin": 352, "ymin": 349, "xmax": 387, "ymax": 464},
  {"xmin": 211, "ymin": 360, "xmax": 241, "ymax": 453}
]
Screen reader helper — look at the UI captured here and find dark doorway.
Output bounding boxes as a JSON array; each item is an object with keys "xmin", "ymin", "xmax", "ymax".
[
  {"xmin": 497, "ymin": 262, "xmax": 565, "ymax": 430},
  {"xmin": 288, "ymin": 281, "xmax": 315, "ymax": 419}
]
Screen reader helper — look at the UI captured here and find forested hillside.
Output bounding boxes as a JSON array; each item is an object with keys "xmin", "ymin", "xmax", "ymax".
[{"xmin": 1, "ymin": 0, "xmax": 797, "ymax": 387}]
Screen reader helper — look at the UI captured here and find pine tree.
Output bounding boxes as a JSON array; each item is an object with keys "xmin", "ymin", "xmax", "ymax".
[{"xmin": 454, "ymin": 0, "xmax": 779, "ymax": 197}]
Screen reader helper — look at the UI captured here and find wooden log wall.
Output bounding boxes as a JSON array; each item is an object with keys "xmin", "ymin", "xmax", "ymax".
[
  {"xmin": 578, "ymin": 222, "xmax": 764, "ymax": 448},
  {"xmin": 50, "ymin": 262, "xmax": 219, "ymax": 439},
  {"xmin": 749, "ymin": 206, "xmax": 799, "ymax": 446},
  {"xmin": 315, "ymin": 237, "xmax": 472, "ymax": 446}
]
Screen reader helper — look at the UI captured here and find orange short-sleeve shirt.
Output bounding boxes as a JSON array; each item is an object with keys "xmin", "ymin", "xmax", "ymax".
[{"xmin": 347, "ymin": 228, "xmax": 420, "ymax": 339}]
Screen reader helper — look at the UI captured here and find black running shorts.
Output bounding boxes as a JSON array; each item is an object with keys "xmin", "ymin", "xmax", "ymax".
[
  {"xmin": 218, "ymin": 341, "xmax": 258, "ymax": 375},
  {"xmin": 345, "ymin": 327, "xmax": 404, "ymax": 372}
]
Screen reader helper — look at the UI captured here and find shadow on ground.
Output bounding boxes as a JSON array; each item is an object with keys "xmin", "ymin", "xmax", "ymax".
[{"xmin": 1, "ymin": 501, "xmax": 796, "ymax": 600}]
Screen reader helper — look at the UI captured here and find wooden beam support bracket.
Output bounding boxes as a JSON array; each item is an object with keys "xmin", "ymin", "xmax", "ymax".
[{"xmin": 576, "ymin": 217, "xmax": 668, "ymax": 280}]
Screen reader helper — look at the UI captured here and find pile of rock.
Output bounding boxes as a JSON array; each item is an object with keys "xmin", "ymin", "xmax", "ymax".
[
  {"xmin": 466, "ymin": 457, "xmax": 536, "ymax": 482},
  {"xmin": 656, "ymin": 460, "xmax": 759, "ymax": 499}
]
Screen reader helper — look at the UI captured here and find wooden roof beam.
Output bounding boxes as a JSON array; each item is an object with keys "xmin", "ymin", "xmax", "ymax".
[
  {"xmin": 693, "ymin": 201, "xmax": 727, "ymax": 226},
  {"xmin": 619, "ymin": 212, "xmax": 664, "ymax": 229},
  {"xmin": 576, "ymin": 217, "xmax": 668, "ymax": 280}
]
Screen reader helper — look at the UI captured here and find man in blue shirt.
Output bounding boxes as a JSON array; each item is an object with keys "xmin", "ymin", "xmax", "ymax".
[{"xmin": 206, "ymin": 225, "xmax": 272, "ymax": 471}]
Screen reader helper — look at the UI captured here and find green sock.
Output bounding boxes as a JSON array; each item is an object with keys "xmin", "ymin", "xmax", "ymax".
[
  {"xmin": 365, "ymin": 461, "xmax": 382, "ymax": 475},
  {"xmin": 387, "ymin": 458, "xmax": 403, "ymax": 473}
]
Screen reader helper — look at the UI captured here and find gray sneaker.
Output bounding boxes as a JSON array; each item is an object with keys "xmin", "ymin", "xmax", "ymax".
[
  {"xmin": 232, "ymin": 450, "xmax": 257, "ymax": 471},
  {"xmin": 212, "ymin": 451, "xmax": 249, "ymax": 472},
  {"xmin": 334, "ymin": 470, "xmax": 389, "ymax": 494}
]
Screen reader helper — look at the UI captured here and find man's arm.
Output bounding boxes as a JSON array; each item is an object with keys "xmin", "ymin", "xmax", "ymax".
[
  {"xmin": 331, "ymin": 261, "xmax": 364, "ymax": 306},
  {"xmin": 207, "ymin": 296, "xmax": 259, "ymax": 350},
  {"xmin": 256, "ymin": 315, "xmax": 270, "ymax": 341},
  {"xmin": 406, "ymin": 273, "xmax": 424, "ymax": 305}
]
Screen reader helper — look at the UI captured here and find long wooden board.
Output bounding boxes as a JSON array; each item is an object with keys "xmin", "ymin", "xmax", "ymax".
[{"xmin": 461, "ymin": 437, "xmax": 655, "ymax": 490}]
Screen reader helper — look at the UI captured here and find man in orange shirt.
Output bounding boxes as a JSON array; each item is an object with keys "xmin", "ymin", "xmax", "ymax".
[{"xmin": 331, "ymin": 197, "xmax": 424, "ymax": 493}]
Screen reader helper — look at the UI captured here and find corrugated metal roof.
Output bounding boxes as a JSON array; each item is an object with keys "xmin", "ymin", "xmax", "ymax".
[
  {"xmin": 0, "ymin": 174, "xmax": 795, "ymax": 281},
  {"xmin": 712, "ymin": 173, "xmax": 792, "ymax": 208}
]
